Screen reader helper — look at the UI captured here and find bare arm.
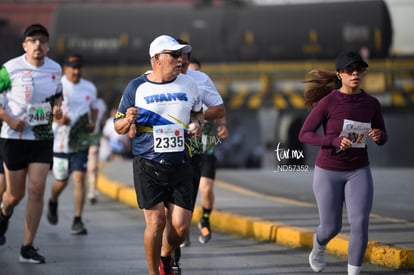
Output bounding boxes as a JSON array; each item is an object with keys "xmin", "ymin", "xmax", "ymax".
[
  {"xmin": 87, "ymin": 107, "xmax": 99, "ymax": 133},
  {"xmin": 114, "ymin": 107, "xmax": 138, "ymax": 135},
  {"xmin": 188, "ymin": 111, "xmax": 204, "ymax": 136},
  {"xmin": 204, "ymin": 103, "xmax": 225, "ymax": 121},
  {"xmin": 0, "ymin": 106, "xmax": 26, "ymax": 132},
  {"xmin": 216, "ymin": 117, "xmax": 229, "ymax": 140}
]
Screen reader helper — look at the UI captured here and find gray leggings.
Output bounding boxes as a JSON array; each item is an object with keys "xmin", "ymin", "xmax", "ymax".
[{"xmin": 313, "ymin": 165, "xmax": 373, "ymax": 266}]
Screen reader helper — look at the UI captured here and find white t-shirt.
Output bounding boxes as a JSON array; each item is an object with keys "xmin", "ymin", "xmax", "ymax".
[
  {"xmin": 53, "ymin": 75, "xmax": 97, "ymax": 153},
  {"xmin": 0, "ymin": 54, "xmax": 62, "ymax": 140},
  {"xmin": 186, "ymin": 69, "xmax": 223, "ymax": 110}
]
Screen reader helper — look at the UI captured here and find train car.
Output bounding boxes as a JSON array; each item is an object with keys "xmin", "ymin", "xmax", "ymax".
[{"xmin": 48, "ymin": 0, "xmax": 392, "ymax": 65}]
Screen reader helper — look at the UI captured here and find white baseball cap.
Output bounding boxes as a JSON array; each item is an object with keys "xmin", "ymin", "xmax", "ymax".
[{"xmin": 149, "ymin": 35, "xmax": 192, "ymax": 58}]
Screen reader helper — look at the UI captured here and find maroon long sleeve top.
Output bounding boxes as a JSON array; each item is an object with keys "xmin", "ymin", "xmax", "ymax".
[{"xmin": 299, "ymin": 89, "xmax": 388, "ymax": 171}]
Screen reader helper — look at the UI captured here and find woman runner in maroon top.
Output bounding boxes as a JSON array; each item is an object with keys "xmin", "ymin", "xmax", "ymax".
[{"xmin": 299, "ymin": 51, "xmax": 388, "ymax": 275}]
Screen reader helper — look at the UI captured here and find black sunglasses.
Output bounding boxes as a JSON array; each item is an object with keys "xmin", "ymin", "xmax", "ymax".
[
  {"xmin": 342, "ymin": 64, "xmax": 367, "ymax": 74},
  {"xmin": 160, "ymin": 51, "xmax": 183, "ymax": 58},
  {"xmin": 24, "ymin": 37, "xmax": 49, "ymax": 44}
]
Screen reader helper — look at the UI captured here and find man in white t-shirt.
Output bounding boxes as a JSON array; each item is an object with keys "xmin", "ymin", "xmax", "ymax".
[
  {"xmin": 170, "ymin": 39, "xmax": 229, "ymax": 274},
  {"xmin": 0, "ymin": 24, "xmax": 63, "ymax": 264},
  {"xmin": 46, "ymin": 53, "xmax": 98, "ymax": 236}
]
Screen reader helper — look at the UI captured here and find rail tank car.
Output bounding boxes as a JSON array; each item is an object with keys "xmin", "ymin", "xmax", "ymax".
[{"xmin": 49, "ymin": 0, "xmax": 392, "ymax": 65}]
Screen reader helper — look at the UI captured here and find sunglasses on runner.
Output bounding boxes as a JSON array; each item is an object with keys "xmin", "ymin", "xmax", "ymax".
[
  {"xmin": 342, "ymin": 64, "xmax": 367, "ymax": 74},
  {"xmin": 24, "ymin": 37, "xmax": 49, "ymax": 44},
  {"xmin": 159, "ymin": 51, "xmax": 183, "ymax": 58}
]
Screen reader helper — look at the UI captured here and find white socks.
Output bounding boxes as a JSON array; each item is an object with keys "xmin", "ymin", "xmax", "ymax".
[{"xmin": 348, "ymin": 264, "xmax": 361, "ymax": 275}]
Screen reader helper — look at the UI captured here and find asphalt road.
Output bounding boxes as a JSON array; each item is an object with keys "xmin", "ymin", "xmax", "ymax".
[{"xmin": 0, "ymin": 165, "xmax": 413, "ymax": 274}]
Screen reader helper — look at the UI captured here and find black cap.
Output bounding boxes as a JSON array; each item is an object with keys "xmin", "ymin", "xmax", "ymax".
[
  {"xmin": 64, "ymin": 54, "xmax": 83, "ymax": 67},
  {"xmin": 23, "ymin": 24, "xmax": 49, "ymax": 39},
  {"xmin": 335, "ymin": 51, "xmax": 368, "ymax": 71}
]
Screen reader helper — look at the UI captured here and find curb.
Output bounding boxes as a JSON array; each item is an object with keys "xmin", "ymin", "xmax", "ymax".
[{"xmin": 96, "ymin": 174, "xmax": 414, "ymax": 271}]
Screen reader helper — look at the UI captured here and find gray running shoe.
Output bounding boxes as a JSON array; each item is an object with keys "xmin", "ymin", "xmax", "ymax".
[{"xmin": 309, "ymin": 234, "xmax": 326, "ymax": 272}]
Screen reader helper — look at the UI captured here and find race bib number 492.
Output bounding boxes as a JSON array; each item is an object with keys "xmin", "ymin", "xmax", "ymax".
[{"xmin": 153, "ymin": 124, "xmax": 185, "ymax": 153}]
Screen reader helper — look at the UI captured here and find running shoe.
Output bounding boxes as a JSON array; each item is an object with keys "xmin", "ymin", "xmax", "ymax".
[
  {"xmin": 172, "ymin": 260, "xmax": 181, "ymax": 275},
  {"xmin": 89, "ymin": 197, "xmax": 97, "ymax": 205},
  {"xmin": 309, "ymin": 234, "xmax": 326, "ymax": 272},
  {"xmin": 0, "ymin": 207, "xmax": 11, "ymax": 246},
  {"xmin": 47, "ymin": 200, "xmax": 58, "ymax": 225},
  {"xmin": 159, "ymin": 256, "xmax": 174, "ymax": 275},
  {"xmin": 88, "ymin": 191, "xmax": 99, "ymax": 205},
  {"xmin": 19, "ymin": 243, "xmax": 46, "ymax": 264},
  {"xmin": 71, "ymin": 219, "xmax": 88, "ymax": 235},
  {"xmin": 172, "ymin": 247, "xmax": 181, "ymax": 274},
  {"xmin": 198, "ymin": 219, "xmax": 212, "ymax": 244}
]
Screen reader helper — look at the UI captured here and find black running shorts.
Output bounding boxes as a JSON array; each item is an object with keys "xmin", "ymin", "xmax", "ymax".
[
  {"xmin": 201, "ymin": 154, "xmax": 217, "ymax": 180},
  {"xmin": 133, "ymin": 156, "xmax": 193, "ymax": 210},
  {"xmin": 0, "ymin": 138, "xmax": 53, "ymax": 171},
  {"xmin": 190, "ymin": 154, "xmax": 203, "ymax": 211}
]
